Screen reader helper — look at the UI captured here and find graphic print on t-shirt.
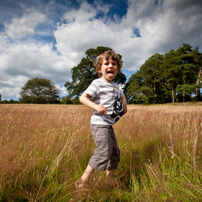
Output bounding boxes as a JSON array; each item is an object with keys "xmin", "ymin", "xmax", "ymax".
[{"xmin": 110, "ymin": 96, "xmax": 124, "ymax": 123}]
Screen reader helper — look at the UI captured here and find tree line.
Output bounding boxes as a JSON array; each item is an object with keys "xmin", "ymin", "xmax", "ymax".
[
  {"xmin": 127, "ymin": 43, "xmax": 202, "ymax": 104},
  {"xmin": 65, "ymin": 44, "xmax": 202, "ymax": 104},
  {"xmin": 1, "ymin": 44, "xmax": 201, "ymax": 104}
]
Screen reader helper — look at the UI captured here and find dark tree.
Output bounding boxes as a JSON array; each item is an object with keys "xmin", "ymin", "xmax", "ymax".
[
  {"xmin": 175, "ymin": 44, "xmax": 197, "ymax": 102},
  {"xmin": 127, "ymin": 53, "xmax": 164, "ymax": 104},
  {"xmin": 163, "ymin": 49, "xmax": 180, "ymax": 103},
  {"xmin": 20, "ymin": 77, "xmax": 60, "ymax": 104},
  {"xmin": 193, "ymin": 47, "xmax": 202, "ymax": 101}
]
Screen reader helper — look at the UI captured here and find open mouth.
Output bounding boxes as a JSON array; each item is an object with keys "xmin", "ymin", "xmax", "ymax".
[{"xmin": 107, "ymin": 71, "xmax": 114, "ymax": 77}]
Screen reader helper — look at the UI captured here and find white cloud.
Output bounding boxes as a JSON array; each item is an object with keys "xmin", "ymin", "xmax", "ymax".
[
  {"xmin": 0, "ymin": 86, "xmax": 22, "ymax": 100},
  {"xmin": 0, "ymin": 34, "xmax": 10, "ymax": 53},
  {"xmin": 62, "ymin": 2, "xmax": 97, "ymax": 23},
  {"xmin": 0, "ymin": 42, "xmax": 71, "ymax": 81},
  {"xmin": 54, "ymin": 1, "xmax": 113, "ymax": 64},
  {"xmin": 55, "ymin": 84, "xmax": 68, "ymax": 97},
  {"xmin": 0, "ymin": 73, "xmax": 28, "ymax": 88},
  {"xmin": 4, "ymin": 8, "xmax": 47, "ymax": 39},
  {"xmin": 0, "ymin": 74, "xmax": 28, "ymax": 100}
]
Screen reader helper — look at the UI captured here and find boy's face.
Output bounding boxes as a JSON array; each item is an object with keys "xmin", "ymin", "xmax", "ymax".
[{"xmin": 99, "ymin": 57, "xmax": 118, "ymax": 82}]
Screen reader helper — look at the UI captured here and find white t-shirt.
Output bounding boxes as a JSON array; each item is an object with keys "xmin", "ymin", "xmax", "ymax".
[{"xmin": 83, "ymin": 78, "xmax": 124, "ymax": 125}]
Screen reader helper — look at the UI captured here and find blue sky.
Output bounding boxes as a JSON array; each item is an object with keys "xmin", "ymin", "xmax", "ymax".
[{"xmin": 0, "ymin": 0, "xmax": 202, "ymax": 100}]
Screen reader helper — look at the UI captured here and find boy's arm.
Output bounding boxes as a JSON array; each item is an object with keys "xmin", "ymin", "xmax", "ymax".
[
  {"xmin": 79, "ymin": 93, "xmax": 108, "ymax": 115},
  {"xmin": 120, "ymin": 95, "xmax": 127, "ymax": 114}
]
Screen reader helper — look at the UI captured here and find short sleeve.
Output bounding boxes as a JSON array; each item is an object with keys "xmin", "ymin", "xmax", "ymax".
[
  {"xmin": 120, "ymin": 88, "xmax": 124, "ymax": 98},
  {"xmin": 83, "ymin": 80, "xmax": 99, "ymax": 99}
]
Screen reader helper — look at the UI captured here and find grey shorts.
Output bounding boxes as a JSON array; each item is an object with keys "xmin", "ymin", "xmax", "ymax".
[{"xmin": 89, "ymin": 124, "xmax": 120, "ymax": 171}]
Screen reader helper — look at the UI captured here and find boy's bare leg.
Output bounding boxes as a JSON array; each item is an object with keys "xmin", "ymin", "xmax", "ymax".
[
  {"xmin": 81, "ymin": 165, "xmax": 95, "ymax": 182},
  {"xmin": 75, "ymin": 165, "xmax": 94, "ymax": 190},
  {"xmin": 106, "ymin": 170, "xmax": 115, "ymax": 187}
]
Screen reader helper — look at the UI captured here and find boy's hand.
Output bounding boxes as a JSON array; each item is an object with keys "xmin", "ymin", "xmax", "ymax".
[
  {"xmin": 96, "ymin": 105, "xmax": 108, "ymax": 116},
  {"xmin": 79, "ymin": 93, "xmax": 108, "ymax": 116}
]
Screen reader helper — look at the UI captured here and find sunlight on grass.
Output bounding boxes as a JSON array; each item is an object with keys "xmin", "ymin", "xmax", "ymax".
[{"xmin": 0, "ymin": 104, "xmax": 202, "ymax": 201}]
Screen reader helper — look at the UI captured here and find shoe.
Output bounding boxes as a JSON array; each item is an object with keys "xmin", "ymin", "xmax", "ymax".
[{"xmin": 75, "ymin": 177, "xmax": 89, "ymax": 191}]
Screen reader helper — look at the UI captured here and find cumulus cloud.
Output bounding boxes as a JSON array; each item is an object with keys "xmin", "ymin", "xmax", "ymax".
[
  {"xmin": 54, "ymin": 1, "xmax": 113, "ymax": 64},
  {"xmin": 54, "ymin": 0, "xmax": 202, "ymax": 73},
  {"xmin": 0, "ymin": 74, "xmax": 28, "ymax": 100},
  {"xmin": 0, "ymin": 42, "xmax": 71, "ymax": 82},
  {"xmin": 4, "ymin": 8, "xmax": 47, "ymax": 39},
  {"xmin": 0, "ymin": 33, "xmax": 9, "ymax": 53},
  {"xmin": 116, "ymin": 0, "xmax": 202, "ymax": 68}
]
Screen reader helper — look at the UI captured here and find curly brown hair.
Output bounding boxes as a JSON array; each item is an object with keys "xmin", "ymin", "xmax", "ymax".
[{"xmin": 94, "ymin": 50, "xmax": 122, "ymax": 77}]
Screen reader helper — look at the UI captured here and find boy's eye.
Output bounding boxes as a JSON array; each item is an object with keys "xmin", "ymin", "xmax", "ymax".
[{"xmin": 104, "ymin": 62, "xmax": 117, "ymax": 66}]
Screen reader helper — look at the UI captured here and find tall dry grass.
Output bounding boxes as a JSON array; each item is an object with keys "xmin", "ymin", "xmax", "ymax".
[{"xmin": 0, "ymin": 104, "xmax": 202, "ymax": 201}]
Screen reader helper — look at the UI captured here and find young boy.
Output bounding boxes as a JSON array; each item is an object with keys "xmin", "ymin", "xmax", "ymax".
[{"xmin": 75, "ymin": 50, "xmax": 127, "ymax": 190}]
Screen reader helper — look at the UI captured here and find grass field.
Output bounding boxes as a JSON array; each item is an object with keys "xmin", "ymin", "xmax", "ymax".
[{"xmin": 0, "ymin": 104, "xmax": 202, "ymax": 201}]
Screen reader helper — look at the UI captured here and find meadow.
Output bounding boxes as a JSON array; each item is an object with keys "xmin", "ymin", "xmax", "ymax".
[{"xmin": 0, "ymin": 104, "xmax": 202, "ymax": 201}]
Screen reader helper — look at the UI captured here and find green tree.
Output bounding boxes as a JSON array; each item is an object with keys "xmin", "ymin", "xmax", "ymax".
[
  {"xmin": 176, "ymin": 44, "xmax": 197, "ymax": 102},
  {"xmin": 127, "ymin": 69, "xmax": 152, "ymax": 104},
  {"xmin": 193, "ymin": 46, "xmax": 202, "ymax": 101},
  {"xmin": 163, "ymin": 49, "xmax": 181, "ymax": 103},
  {"xmin": 127, "ymin": 53, "xmax": 164, "ymax": 104},
  {"xmin": 65, "ymin": 46, "xmax": 126, "ymax": 98},
  {"xmin": 147, "ymin": 53, "xmax": 165, "ymax": 104},
  {"xmin": 20, "ymin": 77, "xmax": 60, "ymax": 104}
]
